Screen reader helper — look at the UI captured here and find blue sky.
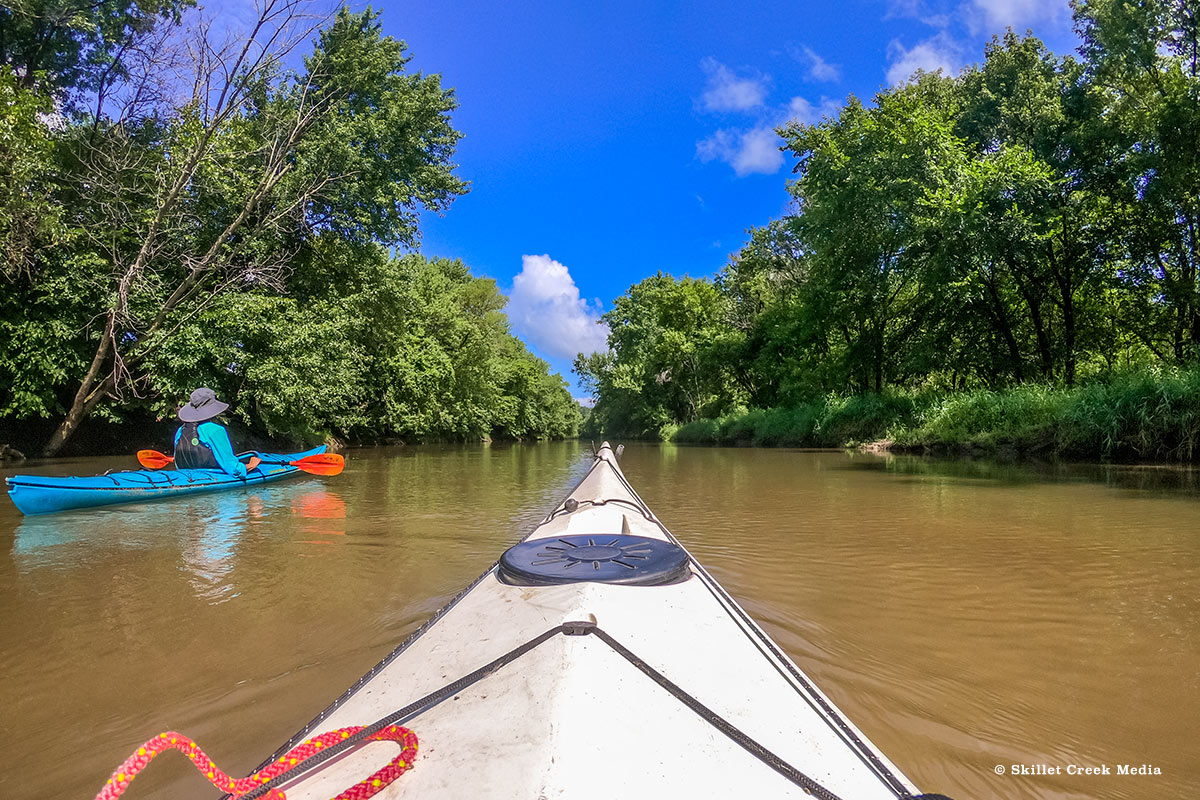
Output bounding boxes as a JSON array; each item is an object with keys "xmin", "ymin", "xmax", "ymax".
[{"xmin": 237, "ymin": 0, "xmax": 1085, "ymax": 395}]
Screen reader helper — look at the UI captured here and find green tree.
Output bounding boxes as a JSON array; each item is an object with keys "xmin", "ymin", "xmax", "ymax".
[
  {"xmin": 779, "ymin": 75, "xmax": 962, "ymax": 393},
  {"xmin": 29, "ymin": 5, "xmax": 468, "ymax": 454},
  {"xmin": 0, "ymin": 68, "xmax": 59, "ymax": 278},
  {"xmin": 143, "ymin": 244, "xmax": 580, "ymax": 444},
  {"xmin": 576, "ymin": 273, "xmax": 737, "ymax": 437},
  {"xmin": 714, "ymin": 221, "xmax": 806, "ymax": 406},
  {"xmin": 0, "ymin": 0, "xmax": 189, "ymax": 96},
  {"xmin": 1, "ymin": 3, "xmax": 581, "ymax": 452},
  {"xmin": 1075, "ymin": 0, "xmax": 1200, "ymax": 361},
  {"xmin": 953, "ymin": 32, "xmax": 1123, "ymax": 384}
]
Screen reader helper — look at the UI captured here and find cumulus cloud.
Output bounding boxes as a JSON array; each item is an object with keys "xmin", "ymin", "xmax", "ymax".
[
  {"xmin": 695, "ymin": 97, "xmax": 842, "ymax": 176},
  {"xmin": 884, "ymin": 0, "xmax": 953, "ymax": 27},
  {"xmin": 967, "ymin": 0, "xmax": 1070, "ymax": 32},
  {"xmin": 696, "ymin": 126, "xmax": 784, "ymax": 176},
  {"xmin": 694, "ymin": 55, "xmax": 844, "ymax": 176},
  {"xmin": 506, "ymin": 254, "xmax": 609, "ymax": 360},
  {"xmin": 886, "ymin": 0, "xmax": 1072, "ymax": 66},
  {"xmin": 699, "ymin": 57, "xmax": 767, "ymax": 112},
  {"xmin": 798, "ymin": 45, "xmax": 841, "ymax": 82},
  {"xmin": 885, "ymin": 0, "xmax": 926, "ymax": 17},
  {"xmin": 886, "ymin": 32, "xmax": 963, "ymax": 85},
  {"xmin": 786, "ymin": 96, "xmax": 843, "ymax": 125}
]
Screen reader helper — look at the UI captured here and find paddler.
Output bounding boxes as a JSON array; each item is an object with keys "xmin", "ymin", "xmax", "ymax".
[{"xmin": 174, "ymin": 387, "xmax": 260, "ymax": 476}]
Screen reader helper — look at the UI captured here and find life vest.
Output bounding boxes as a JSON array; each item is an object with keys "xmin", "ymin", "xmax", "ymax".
[{"xmin": 174, "ymin": 422, "xmax": 220, "ymax": 469}]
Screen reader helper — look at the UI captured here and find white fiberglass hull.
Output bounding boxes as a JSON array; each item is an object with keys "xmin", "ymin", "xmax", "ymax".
[{"xmin": 252, "ymin": 443, "xmax": 926, "ymax": 800}]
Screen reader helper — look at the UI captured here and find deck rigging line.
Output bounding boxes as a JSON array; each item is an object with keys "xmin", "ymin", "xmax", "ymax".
[
  {"xmin": 600, "ymin": 454, "xmax": 919, "ymax": 799},
  {"xmin": 234, "ymin": 621, "xmax": 878, "ymax": 800},
  {"xmin": 239, "ymin": 448, "xmax": 953, "ymax": 800}
]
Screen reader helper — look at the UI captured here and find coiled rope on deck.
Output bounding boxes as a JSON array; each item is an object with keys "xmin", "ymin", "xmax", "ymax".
[{"xmin": 95, "ymin": 724, "xmax": 416, "ymax": 800}]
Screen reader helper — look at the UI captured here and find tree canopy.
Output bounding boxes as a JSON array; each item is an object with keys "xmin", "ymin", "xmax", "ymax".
[
  {"xmin": 580, "ymin": 7, "xmax": 1200, "ymax": 438},
  {"xmin": 0, "ymin": 2, "xmax": 581, "ymax": 453}
]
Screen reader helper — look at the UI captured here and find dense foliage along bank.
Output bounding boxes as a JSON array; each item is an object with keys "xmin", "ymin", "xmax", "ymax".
[
  {"xmin": 0, "ymin": 2, "xmax": 580, "ymax": 455},
  {"xmin": 673, "ymin": 370, "xmax": 1200, "ymax": 461},
  {"xmin": 578, "ymin": 5, "xmax": 1200, "ymax": 460}
]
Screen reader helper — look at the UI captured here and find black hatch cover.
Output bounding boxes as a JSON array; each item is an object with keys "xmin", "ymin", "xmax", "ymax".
[{"xmin": 497, "ymin": 534, "xmax": 690, "ymax": 586}]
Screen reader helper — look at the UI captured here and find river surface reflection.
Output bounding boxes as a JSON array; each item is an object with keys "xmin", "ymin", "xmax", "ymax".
[{"xmin": 1, "ymin": 442, "xmax": 1196, "ymax": 799}]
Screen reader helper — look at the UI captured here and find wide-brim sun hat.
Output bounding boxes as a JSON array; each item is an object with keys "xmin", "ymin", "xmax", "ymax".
[{"xmin": 178, "ymin": 387, "xmax": 230, "ymax": 422}]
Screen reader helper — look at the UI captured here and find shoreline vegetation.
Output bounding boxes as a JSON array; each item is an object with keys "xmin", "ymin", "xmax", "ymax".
[
  {"xmin": 7, "ymin": 4, "xmax": 1200, "ymax": 466},
  {"xmin": 1, "ymin": 4, "xmax": 581, "ymax": 458},
  {"xmin": 670, "ymin": 370, "xmax": 1200, "ymax": 462},
  {"xmin": 577, "ymin": 8, "xmax": 1200, "ymax": 465}
]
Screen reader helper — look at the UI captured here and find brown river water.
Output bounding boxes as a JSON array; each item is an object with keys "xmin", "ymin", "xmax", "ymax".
[{"xmin": 1, "ymin": 443, "xmax": 1197, "ymax": 800}]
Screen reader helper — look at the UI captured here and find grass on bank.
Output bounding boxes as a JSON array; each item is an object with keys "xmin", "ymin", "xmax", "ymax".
[{"xmin": 670, "ymin": 369, "xmax": 1200, "ymax": 461}]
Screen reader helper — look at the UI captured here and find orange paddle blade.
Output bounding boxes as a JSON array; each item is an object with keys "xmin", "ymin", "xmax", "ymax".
[
  {"xmin": 137, "ymin": 449, "xmax": 174, "ymax": 469},
  {"xmin": 139, "ymin": 449, "xmax": 341, "ymax": 475},
  {"xmin": 290, "ymin": 453, "xmax": 345, "ymax": 476}
]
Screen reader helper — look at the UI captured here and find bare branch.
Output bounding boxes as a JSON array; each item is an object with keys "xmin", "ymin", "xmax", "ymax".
[{"xmin": 44, "ymin": 0, "xmax": 340, "ymax": 451}]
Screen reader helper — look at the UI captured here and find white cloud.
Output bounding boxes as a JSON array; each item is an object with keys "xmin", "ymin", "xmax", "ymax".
[
  {"xmin": 886, "ymin": 32, "xmax": 963, "ymax": 85},
  {"xmin": 786, "ymin": 96, "xmax": 843, "ymax": 125},
  {"xmin": 799, "ymin": 45, "xmax": 841, "ymax": 82},
  {"xmin": 697, "ymin": 126, "xmax": 784, "ymax": 176},
  {"xmin": 733, "ymin": 128, "xmax": 785, "ymax": 173},
  {"xmin": 885, "ymin": 0, "xmax": 926, "ymax": 17},
  {"xmin": 696, "ymin": 130, "xmax": 736, "ymax": 167},
  {"xmin": 885, "ymin": 0, "xmax": 952, "ymax": 27},
  {"xmin": 696, "ymin": 97, "xmax": 841, "ymax": 176},
  {"xmin": 879, "ymin": 0, "xmax": 1073, "ymax": 90},
  {"xmin": 699, "ymin": 57, "xmax": 767, "ymax": 112},
  {"xmin": 506, "ymin": 254, "xmax": 609, "ymax": 360},
  {"xmin": 694, "ymin": 58, "xmax": 843, "ymax": 176},
  {"xmin": 967, "ymin": 0, "xmax": 1070, "ymax": 33}
]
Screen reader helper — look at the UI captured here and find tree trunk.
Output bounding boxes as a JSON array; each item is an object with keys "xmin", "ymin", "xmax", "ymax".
[
  {"xmin": 984, "ymin": 269, "xmax": 1023, "ymax": 382},
  {"xmin": 873, "ymin": 320, "xmax": 884, "ymax": 393},
  {"xmin": 1184, "ymin": 232, "xmax": 1200, "ymax": 359},
  {"xmin": 41, "ymin": 315, "xmax": 116, "ymax": 457},
  {"xmin": 1050, "ymin": 250, "xmax": 1077, "ymax": 385},
  {"xmin": 1008, "ymin": 256, "xmax": 1053, "ymax": 379},
  {"xmin": 41, "ymin": 375, "xmax": 116, "ymax": 457}
]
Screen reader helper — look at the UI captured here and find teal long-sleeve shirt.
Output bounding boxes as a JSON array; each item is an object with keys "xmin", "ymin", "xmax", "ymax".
[{"xmin": 174, "ymin": 421, "xmax": 248, "ymax": 478}]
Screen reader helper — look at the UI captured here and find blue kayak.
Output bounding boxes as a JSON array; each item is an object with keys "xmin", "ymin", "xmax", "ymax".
[{"xmin": 5, "ymin": 447, "xmax": 327, "ymax": 516}]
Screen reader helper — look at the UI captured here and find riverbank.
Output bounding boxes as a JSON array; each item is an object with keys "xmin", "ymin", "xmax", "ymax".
[
  {"xmin": 670, "ymin": 370, "xmax": 1200, "ymax": 462},
  {"xmin": 0, "ymin": 414, "xmax": 575, "ymax": 462}
]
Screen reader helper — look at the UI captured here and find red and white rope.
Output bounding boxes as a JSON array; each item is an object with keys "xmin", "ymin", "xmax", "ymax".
[{"xmin": 95, "ymin": 724, "xmax": 417, "ymax": 800}]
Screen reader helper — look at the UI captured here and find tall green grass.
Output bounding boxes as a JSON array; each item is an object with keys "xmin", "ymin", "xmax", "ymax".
[
  {"xmin": 673, "ymin": 390, "xmax": 921, "ymax": 448},
  {"xmin": 672, "ymin": 369, "xmax": 1200, "ymax": 461}
]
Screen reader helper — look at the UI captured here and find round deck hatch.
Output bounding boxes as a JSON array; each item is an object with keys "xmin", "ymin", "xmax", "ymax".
[{"xmin": 497, "ymin": 534, "xmax": 690, "ymax": 586}]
